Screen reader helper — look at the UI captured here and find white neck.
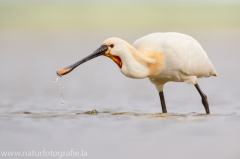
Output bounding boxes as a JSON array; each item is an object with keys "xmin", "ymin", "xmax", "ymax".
[{"xmin": 120, "ymin": 44, "xmax": 156, "ymax": 79}]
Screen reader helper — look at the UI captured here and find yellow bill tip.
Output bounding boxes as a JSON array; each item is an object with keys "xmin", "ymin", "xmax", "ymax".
[{"xmin": 57, "ymin": 68, "xmax": 71, "ymax": 76}]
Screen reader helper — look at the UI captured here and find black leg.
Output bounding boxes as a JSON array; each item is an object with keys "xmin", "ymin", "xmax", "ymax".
[
  {"xmin": 194, "ymin": 83, "xmax": 210, "ymax": 114},
  {"xmin": 159, "ymin": 91, "xmax": 167, "ymax": 113}
]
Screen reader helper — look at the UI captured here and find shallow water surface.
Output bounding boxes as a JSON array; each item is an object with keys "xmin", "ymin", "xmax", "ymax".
[{"xmin": 0, "ymin": 31, "xmax": 240, "ymax": 159}]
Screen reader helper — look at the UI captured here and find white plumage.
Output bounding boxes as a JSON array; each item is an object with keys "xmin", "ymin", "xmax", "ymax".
[
  {"xmin": 57, "ymin": 32, "xmax": 218, "ymax": 114},
  {"xmin": 103, "ymin": 32, "xmax": 217, "ymax": 92}
]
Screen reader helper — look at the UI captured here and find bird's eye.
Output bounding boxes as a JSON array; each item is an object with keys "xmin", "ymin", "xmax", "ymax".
[{"xmin": 110, "ymin": 44, "xmax": 114, "ymax": 48}]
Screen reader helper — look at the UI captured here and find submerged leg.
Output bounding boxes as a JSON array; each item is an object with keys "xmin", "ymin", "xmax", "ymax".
[
  {"xmin": 159, "ymin": 91, "xmax": 167, "ymax": 113},
  {"xmin": 194, "ymin": 83, "xmax": 210, "ymax": 114}
]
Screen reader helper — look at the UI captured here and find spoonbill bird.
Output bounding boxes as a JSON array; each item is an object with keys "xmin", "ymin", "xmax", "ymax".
[{"xmin": 57, "ymin": 32, "xmax": 217, "ymax": 114}]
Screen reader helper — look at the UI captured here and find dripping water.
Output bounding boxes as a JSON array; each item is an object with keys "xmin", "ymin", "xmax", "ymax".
[{"xmin": 54, "ymin": 76, "xmax": 76, "ymax": 109}]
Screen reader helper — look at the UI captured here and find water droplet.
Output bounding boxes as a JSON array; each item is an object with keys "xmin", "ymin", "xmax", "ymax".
[
  {"xmin": 54, "ymin": 76, "xmax": 75, "ymax": 107},
  {"xmin": 72, "ymin": 104, "xmax": 76, "ymax": 110}
]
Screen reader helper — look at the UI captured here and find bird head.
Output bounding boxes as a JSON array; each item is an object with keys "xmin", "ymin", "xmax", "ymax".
[{"xmin": 57, "ymin": 38, "xmax": 125, "ymax": 76}]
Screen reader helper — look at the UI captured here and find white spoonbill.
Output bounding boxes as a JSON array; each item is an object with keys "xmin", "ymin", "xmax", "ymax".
[{"xmin": 57, "ymin": 32, "xmax": 217, "ymax": 114}]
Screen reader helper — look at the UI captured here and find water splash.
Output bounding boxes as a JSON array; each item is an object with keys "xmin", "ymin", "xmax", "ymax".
[{"xmin": 54, "ymin": 76, "xmax": 76, "ymax": 109}]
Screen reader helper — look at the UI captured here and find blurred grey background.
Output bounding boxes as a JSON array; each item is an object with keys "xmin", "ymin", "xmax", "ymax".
[{"xmin": 0, "ymin": 0, "xmax": 240, "ymax": 159}]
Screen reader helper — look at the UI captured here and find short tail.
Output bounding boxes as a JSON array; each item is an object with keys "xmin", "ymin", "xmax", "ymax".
[{"xmin": 210, "ymin": 68, "xmax": 218, "ymax": 77}]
